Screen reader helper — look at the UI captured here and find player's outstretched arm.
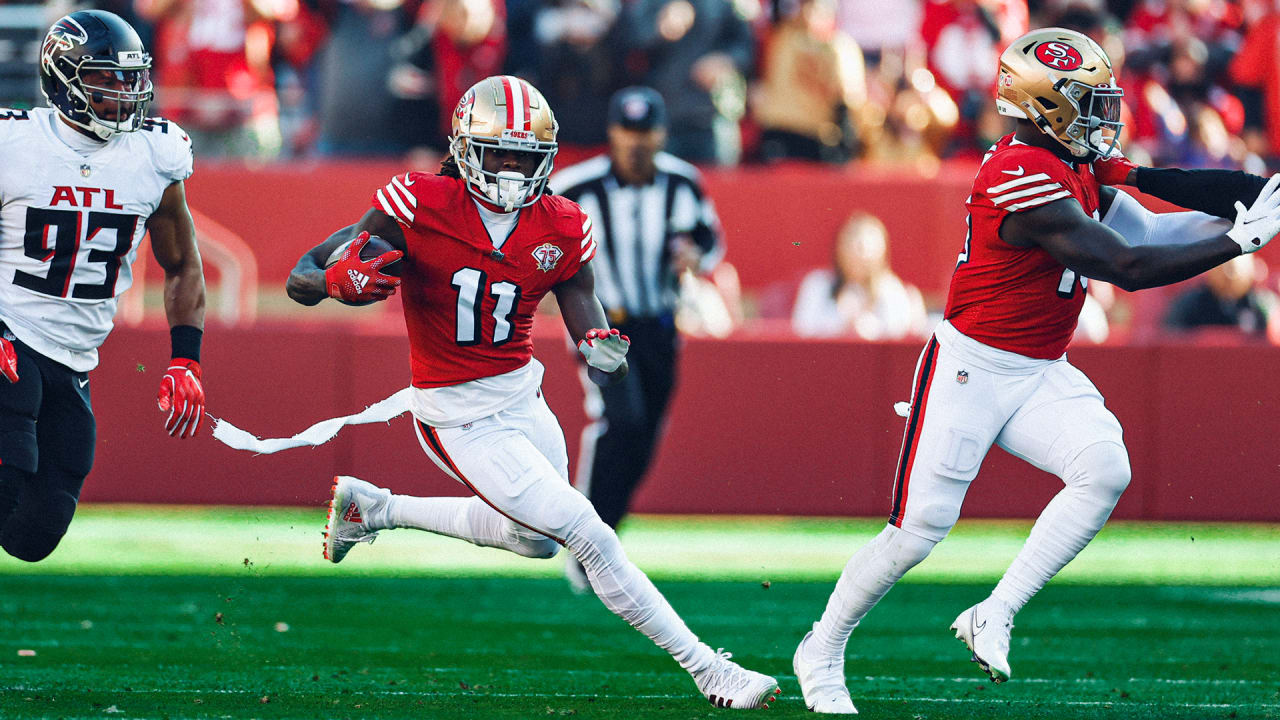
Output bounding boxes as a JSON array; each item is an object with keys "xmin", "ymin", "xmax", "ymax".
[
  {"xmin": 1094, "ymin": 153, "xmax": 1269, "ymax": 219},
  {"xmin": 1003, "ymin": 178, "xmax": 1280, "ymax": 291},
  {"xmin": 286, "ymin": 209, "xmax": 406, "ymax": 306},
  {"xmin": 552, "ymin": 263, "xmax": 629, "ymax": 387},
  {"xmin": 147, "ymin": 180, "xmax": 207, "ymax": 438}
]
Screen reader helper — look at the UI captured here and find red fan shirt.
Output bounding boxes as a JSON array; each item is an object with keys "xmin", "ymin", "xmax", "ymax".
[
  {"xmin": 943, "ymin": 134, "xmax": 1101, "ymax": 359},
  {"xmin": 371, "ymin": 173, "xmax": 596, "ymax": 387}
]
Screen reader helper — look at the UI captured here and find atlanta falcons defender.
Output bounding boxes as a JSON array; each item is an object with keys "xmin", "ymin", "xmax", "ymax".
[
  {"xmin": 792, "ymin": 28, "xmax": 1280, "ymax": 713},
  {"xmin": 285, "ymin": 75, "xmax": 779, "ymax": 710},
  {"xmin": 0, "ymin": 11, "xmax": 206, "ymax": 563}
]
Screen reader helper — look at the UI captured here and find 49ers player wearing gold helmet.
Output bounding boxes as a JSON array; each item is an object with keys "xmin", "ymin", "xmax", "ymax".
[
  {"xmin": 285, "ymin": 76, "xmax": 780, "ymax": 711},
  {"xmin": 792, "ymin": 29, "xmax": 1280, "ymax": 714}
]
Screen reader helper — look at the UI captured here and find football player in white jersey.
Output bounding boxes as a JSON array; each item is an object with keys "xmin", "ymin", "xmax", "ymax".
[{"xmin": 0, "ymin": 10, "xmax": 206, "ymax": 562}]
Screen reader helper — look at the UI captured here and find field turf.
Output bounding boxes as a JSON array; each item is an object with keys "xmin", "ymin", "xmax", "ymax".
[{"xmin": 1, "ymin": 507, "xmax": 1278, "ymax": 720}]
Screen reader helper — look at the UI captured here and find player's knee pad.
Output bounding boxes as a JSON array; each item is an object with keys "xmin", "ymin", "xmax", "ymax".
[
  {"xmin": 1, "ymin": 486, "xmax": 77, "ymax": 562},
  {"xmin": 1066, "ymin": 441, "xmax": 1131, "ymax": 507},
  {"xmin": 880, "ymin": 525, "xmax": 939, "ymax": 571}
]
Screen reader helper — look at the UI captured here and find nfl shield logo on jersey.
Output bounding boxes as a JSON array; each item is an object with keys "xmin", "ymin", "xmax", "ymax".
[
  {"xmin": 80, "ymin": 164, "xmax": 91, "ymax": 177},
  {"xmin": 532, "ymin": 243, "xmax": 563, "ymax": 272},
  {"xmin": 956, "ymin": 370, "xmax": 969, "ymax": 385}
]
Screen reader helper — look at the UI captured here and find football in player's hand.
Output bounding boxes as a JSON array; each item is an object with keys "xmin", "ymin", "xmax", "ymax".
[{"xmin": 325, "ymin": 234, "xmax": 403, "ymax": 307}]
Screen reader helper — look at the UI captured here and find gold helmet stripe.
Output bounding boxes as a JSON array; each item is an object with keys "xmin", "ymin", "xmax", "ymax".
[{"xmin": 501, "ymin": 76, "xmax": 530, "ymax": 132}]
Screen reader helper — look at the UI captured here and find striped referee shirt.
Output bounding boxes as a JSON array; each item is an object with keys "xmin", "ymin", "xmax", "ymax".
[{"xmin": 551, "ymin": 152, "xmax": 724, "ymax": 319}]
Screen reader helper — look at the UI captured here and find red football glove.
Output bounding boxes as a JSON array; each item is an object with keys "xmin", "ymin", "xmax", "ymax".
[
  {"xmin": 0, "ymin": 337, "xmax": 17, "ymax": 383},
  {"xmin": 1092, "ymin": 152, "xmax": 1140, "ymax": 186},
  {"xmin": 577, "ymin": 328, "xmax": 630, "ymax": 373},
  {"xmin": 157, "ymin": 358, "xmax": 205, "ymax": 438},
  {"xmin": 325, "ymin": 231, "xmax": 403, "ymax": 303}
]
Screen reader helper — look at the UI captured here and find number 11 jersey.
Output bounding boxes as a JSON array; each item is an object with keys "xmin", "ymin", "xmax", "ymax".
[
  {"xmin": 0, "ymin": 107, "xmax": 192, "ymax": 371},
  {"xmin": 943, "ymin": 133, "xmax": 1101, "ymax": 360},
  {"xmin": 372, "ymin": 173, "xmax": 596, "ymax": 390}
]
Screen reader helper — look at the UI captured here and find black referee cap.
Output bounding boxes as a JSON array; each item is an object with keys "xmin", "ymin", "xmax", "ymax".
[{"xmin": 607, "ymin": 86, "xmax": 667, "ymax": 131}]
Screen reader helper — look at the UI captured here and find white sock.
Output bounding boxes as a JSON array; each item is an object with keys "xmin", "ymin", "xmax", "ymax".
[
  {"xmin": 990, "ymin": 486, "xmax": 1115, "ymax": 614},
  {"xmin": 809, "ymin": 525, "xmax": 937, "ymax": 660},
  {"xmin": 991, "ymin": 442, "xmax": 1129, "ymax": 614},
  {"xmin": 387, "ymin": 495, "xmax": 534, "ymax": 554},
  {"xmin": 565, "ymin": 517, "xmax": 717, "ymax": 675}
]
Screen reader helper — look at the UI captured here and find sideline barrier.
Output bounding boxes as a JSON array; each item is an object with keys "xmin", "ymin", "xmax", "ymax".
[{"xmin": 89, "ymin": 323, "xmax": 1280, "ymax": 521}]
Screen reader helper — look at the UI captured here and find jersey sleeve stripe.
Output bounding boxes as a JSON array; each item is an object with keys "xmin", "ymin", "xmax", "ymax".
[
  {"xmin": 1006, "ymin": 189, "xmax": 1072, "ymax": 212},
  {"xmin": 377, "ymin": 188, "xmax": 413, "ymax": 224},
  {"xmin": 580, "ymin": 232, "xmax": 593, "ymax": 249},
  {"xmin": 991, "ymin": 183, "xmax": 1063, "ymax": 205},
  {"xmin": 390, "ymin": 176, "xmax": 417, "ymax": 208},
  {"xmin": 581, "ymin": 239, "xmax": 597, "ymax": 262},
  {"xmin": 987, "ymin": 172, "xmax": 1052, "ymax": 194},
  {"xmin": 381, "ymin": 184, "xmax": 415, "ymax": 222}
]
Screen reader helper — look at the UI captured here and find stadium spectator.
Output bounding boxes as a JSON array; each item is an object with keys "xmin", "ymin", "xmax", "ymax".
[
  {"xmin": 791, "ymin": 212, "xmax": 928, "ymax": 339},
  {"xmin": 311, "ymin": 1, "xmax": 421, "ymax": 156},
  {"xmin": 528, "ymin": 0, "xmax": 624, "ymax": 147},
  {"xmin": 1228, "ymin": 0, "xmax": 1280, "ymax": 160},
  {"xmin": 552, "ymin": 87, "xmax": 726, "ymax": 593},
  {"xmin": 618, "ymin": 0, "xmax": 755, "ymax": 165},
  {"xmin": 135, "ymin": 0, "xmax": 288, "ymax": 158},
  {"xmin": 1164, "ymin": 252, "xmax": 1277, "ymax": 336},
  {"xmin": 752, "ymin": 0, "xmax": 866, "ymax": 163}
]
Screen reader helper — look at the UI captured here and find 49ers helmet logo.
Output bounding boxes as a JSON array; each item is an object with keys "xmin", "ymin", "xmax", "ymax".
[
  {"xmin": 1034, "ymin": 41, "xmax": 1083, "ymax": 70},
  {"xmin": 454, "ymin": 88, "xmax": 475, "ymax": 123}
]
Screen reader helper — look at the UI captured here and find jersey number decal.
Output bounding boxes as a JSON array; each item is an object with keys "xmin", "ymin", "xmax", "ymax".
[
  {"xmin": 451, "ymin": 267, "xmax": 523, "ymax": 346},
  {"xmin": 14, "ymin": 207, "xmax": 138, "ymax": 299},
  {"xmin": 1056, "ymin": 268, "xmax": 1088, "ymax": 298}
]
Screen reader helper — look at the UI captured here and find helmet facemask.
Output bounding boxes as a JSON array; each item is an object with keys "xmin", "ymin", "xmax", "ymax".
[
  {"xmin": 1055, "ymin": 78, "xmax": 1123, "ymax": 160},
  {"xmin": 452, "ymin": 131, "xmax": 557, "ymax": 212}
]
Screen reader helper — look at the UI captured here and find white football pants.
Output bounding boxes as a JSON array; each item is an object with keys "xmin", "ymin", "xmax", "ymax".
[
  {"xmin": 410, "ymin": 389, "xmax": 716, "ymax": 674},
  {"xmin": 809, "ymin": 321, "xmax": 1132, "ymax": 656}
]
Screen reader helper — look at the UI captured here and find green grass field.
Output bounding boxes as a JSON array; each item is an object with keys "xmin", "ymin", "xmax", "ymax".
[{"xmin": 2, "ymin": 507, "xmax": 1278, "ymax": 720}]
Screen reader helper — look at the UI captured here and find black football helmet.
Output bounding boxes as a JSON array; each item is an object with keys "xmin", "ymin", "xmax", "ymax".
[{"xmin": 39, "ymin": 10, "xmax": 153, "ymax": 139}]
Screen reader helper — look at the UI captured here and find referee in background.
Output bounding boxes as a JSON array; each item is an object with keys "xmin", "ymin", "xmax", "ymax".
[{"xmin": 552, "ymin": 86, "xmax": 725, "ymax": 592}]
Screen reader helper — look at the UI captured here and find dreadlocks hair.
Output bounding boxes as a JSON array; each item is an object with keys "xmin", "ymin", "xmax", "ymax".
[{"xmin": 438, "ymin": 154, "xmax": 462, "ymax": 179}]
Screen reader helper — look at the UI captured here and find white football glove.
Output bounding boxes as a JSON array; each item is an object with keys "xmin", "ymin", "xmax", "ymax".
[
  {"xmin": 577, "ymin": 328, "xmax": 630, "ymax": 373},
  {"xmin": 1227, "ymin": 173, "xmax": 1280, "ymax": 254}
]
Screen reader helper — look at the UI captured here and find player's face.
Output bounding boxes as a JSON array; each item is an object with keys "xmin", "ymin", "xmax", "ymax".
[
  {"xmin": 480, "ymin": 147, "xmax": 542, "ymax": 178},
  {"xmin": 80, "ymin": 68, "xmax": 144, "ymax": 121},
  {"xmin": 608, "ymin": 126, "xmax": 665, "ymax": 184}
]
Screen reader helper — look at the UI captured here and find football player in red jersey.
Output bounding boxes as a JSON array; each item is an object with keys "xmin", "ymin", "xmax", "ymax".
[
  {"xmin": 791, "ymin": 29, "xmax": 1280, "ymax": 714},
  {"xmin": 285, "ymin": 76, "xmax": 780, "ymax": 710}
]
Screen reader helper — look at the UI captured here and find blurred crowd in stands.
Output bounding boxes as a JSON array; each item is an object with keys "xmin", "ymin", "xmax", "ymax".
[
  {"xmin": 26, "ymin": 0, "xmax": 1280, "ymax": 343},
  {"xmin": 51, "ymin": 0, "xmax": 1280, "ymax": 172}
]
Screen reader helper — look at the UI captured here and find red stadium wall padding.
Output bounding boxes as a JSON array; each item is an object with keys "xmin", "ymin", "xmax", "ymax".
[
  {"xmin": 87, "ymin": 323, "xmax": 1280, "ymax": 521},
  {"xmin": 178, "ymin": 160, "xmax": 1275, "ymax": 309}
]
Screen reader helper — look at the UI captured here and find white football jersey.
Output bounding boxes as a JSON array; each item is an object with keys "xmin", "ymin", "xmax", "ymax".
[{"xmin": 0, "ymin": 107, "xmax": 192, "ymax": 371}]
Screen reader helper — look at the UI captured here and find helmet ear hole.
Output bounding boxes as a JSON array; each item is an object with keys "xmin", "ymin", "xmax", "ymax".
[{"xmin": 1037, "ymin": 96, "xmax": 1059, "ymax": 111}]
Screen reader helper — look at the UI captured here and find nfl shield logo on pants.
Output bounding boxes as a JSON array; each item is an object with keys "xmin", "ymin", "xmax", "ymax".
[{"xmin": 956, "ymin": 370, "xmax": 969, "ymax": 385}]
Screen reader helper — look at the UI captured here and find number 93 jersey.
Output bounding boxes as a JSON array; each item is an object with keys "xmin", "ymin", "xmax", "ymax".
[
  {"xmin": 372, "ymin": 173, "xmax": 596, "ymax": 389},
  {"xmin": 943, "ymin": 133, "xmax": 1101, "ymax": 360},
  {"xmin": 0, "ymin": 107, "xmax": 193, "ymax": 371}
]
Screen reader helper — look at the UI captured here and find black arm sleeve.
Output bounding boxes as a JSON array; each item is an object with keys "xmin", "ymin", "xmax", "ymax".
[{"xmin": 1134, "ymin": 167, "xmax": 1268, "ymax": 219}]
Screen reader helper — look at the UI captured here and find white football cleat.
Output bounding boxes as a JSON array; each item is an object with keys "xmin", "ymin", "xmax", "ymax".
[
  {"xmin": 793, "ymin": 630, "xmax": 857, "ymax": 714},
  {"xmin": 951, "ymin": 602, "xmax": 1013, "ymax": 683},
  {"xmin": 323, "ymin": 475, "xmax": 389, "ymax": 564},
  {"xmin": 693, "ymin": 649, "xmax": 780, "ymax": 709}
]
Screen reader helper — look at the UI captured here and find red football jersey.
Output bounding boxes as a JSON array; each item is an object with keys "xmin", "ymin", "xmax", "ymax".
[
  {"xmin": 943, "ymin": 134, "xmax": 1101, "ymax": 360},
  {"xmin": 372, "ymin": 173, "xmax": 596, "ymax": 387}
]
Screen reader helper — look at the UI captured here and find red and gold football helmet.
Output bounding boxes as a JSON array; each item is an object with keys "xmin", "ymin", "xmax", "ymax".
[
  {"xmin": 450, "ymin": 75, "xmax": 558, "ymax": 211},
  {"xmin": 996, "ymin": 27, "xmax": 1123, "ymax": 160}
]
